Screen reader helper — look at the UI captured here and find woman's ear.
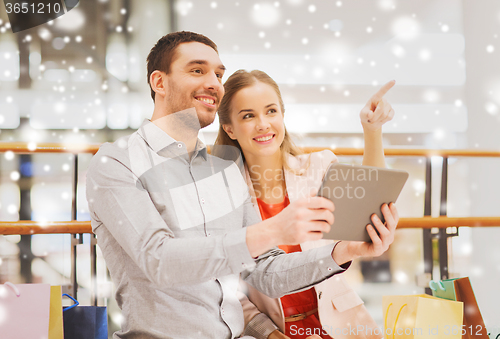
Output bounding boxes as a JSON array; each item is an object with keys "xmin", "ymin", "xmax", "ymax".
[
  {"xmin": 222, "ymin": 124, "xmax": 237, "ymax": 140},
  {"xmin": 150, "ymin": 70, "xmax": 167, "ymax": 98}
]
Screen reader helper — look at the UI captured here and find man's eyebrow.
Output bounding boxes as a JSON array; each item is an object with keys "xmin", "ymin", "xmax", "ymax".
[{"xmin": 185, "ymin": 60, "xmax": 226, "ymax": 71}]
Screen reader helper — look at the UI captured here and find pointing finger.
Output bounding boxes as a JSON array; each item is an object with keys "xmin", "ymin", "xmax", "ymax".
[{"xmin": 367, "ymin": 80, "xmax": 396, "ymax": 108}]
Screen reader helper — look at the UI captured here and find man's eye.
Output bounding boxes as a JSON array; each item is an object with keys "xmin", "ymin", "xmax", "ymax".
[
  {"xmin": 193, "ymin": 69, "xmax": 202, "ymax": 74},
  {"xmin": 216, "ymin": 73, "xmax": 223, "ymax": 78}
]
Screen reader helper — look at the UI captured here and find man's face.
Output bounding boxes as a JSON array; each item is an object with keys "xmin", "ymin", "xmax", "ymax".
[{"xmin": 163, "ymin": 42, "xmax": 225, "ymax": 129}]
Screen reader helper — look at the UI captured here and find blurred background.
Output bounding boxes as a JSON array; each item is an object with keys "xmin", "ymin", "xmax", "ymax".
[{"xmin": 0, "ymin": 0, "xmax": 499, "ymax": 336}]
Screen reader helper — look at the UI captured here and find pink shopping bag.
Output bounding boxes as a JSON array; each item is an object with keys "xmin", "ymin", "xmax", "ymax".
[{"xmin": 0, "ymin": 283, "xmax": 52, "ymax": 339}]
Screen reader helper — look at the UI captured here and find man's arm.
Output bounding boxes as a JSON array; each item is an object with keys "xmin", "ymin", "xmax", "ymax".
[{"xmin": 87, "ymin": 146, "xmax": 338, "ymax": 289}]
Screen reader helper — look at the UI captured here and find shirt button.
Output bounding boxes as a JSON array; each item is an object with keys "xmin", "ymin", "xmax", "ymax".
[
  {"xmin": 327, "ymin": 267, "xmax": 332, "ymax": 271},
  {"xmin": 177, "ymin": 143, "xmax": 182, "ymax": 148},
  {"xmin": 201, "ymin": 198, "xmax": 205, "ymax": 204}
]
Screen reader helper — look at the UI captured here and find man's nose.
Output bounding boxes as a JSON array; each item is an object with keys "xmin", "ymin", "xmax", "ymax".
[{"xmin": 204, "ymin": 72, "xmax": 222, "ymax": 92}]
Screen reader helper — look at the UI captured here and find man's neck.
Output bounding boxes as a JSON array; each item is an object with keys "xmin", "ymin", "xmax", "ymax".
[{"xmin": 151, "ymin": 107, "xmax": 201, "ymax": 154}]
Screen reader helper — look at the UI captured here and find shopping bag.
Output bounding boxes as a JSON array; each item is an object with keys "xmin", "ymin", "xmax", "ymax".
[
  {"xmin": 49, "ymin": 286, "xmax": 64, "ymax": 339},
  {"xmin": 430, "ymin": 277, "xmax": 488, "ymax": 338},
  {"xmin": 63, "ymin": 294, "xmax": 108, "ymax": 339},
  {"xmin": 0, "ymin": 282, "xmax": 52, "ymax": 339},
  {"xmin": 383, "ymin": 294, "xmax": 463, "ymax": 339}
]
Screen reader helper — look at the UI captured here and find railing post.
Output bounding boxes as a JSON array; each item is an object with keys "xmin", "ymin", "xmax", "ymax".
[
  {"xmin": 438, "ymin": 156, "xmax": 452, "ymax": 281},
  {"xmin": 91, "ymin": 234, "xmax": 98, "ymax": 306},
  {"xmin": 70, "ymin": 154, "xmax": 82, "ymax": 299},
  {"xmin": 422, "ymin": 157, "xmax": 433, "ymax": 295}
]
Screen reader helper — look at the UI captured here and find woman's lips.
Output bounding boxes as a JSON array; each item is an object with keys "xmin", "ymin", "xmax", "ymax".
[{"xmin": 253, "ymin": 134, "xmax": 275, "ymax": 144}]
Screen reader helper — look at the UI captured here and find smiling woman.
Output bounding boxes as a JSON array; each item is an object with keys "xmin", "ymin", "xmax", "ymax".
[
  {"xmin": 214, "ymin": 69, "xmax": 394, "ymax": 339},
  {"xmin": 215, "ymin": 69, "xmax": 302, "ymax": 174}
]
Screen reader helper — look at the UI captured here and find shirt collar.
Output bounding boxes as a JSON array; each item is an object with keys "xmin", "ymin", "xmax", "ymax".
[{"xmin": 137, "ymin": 119, "xmax": 208, "ymax": 161}]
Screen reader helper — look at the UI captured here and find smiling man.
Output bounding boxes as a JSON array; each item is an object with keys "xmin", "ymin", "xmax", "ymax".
[{"xmin": 86, "ymin": 31, "xmax": 397, "ymax": 339}]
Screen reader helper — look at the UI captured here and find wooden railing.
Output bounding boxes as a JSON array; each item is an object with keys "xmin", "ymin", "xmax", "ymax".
[
  {"xmin": 3, "ymin": 142, "xmax": 500, "ymax": 157},
  {"xmin": 1, "ymin": 142, "xmax": 499, "ymax": 298},
  {"xmin": 1, "ymin": 217, "xmax": 500, "ymax": 235}
]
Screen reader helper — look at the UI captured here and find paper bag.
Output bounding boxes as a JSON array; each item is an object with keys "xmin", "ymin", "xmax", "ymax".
[
  {"xmin": 383, "ymin": 294, "xmax": 463, "ymax": 339},
  {"xmin": 430, "ymin": 277, "xmax": 488, "ymax": 338},
  {"xmin": 49, "ymin": 285, "xmax": 64, "ymax": 339},
  {"xmin": 0, "ymin": 283, "xmax": 51, "ymax": 339},
  {"xmin": 63, "ymin": 293, "xmax": 108, "ymax": 339}
]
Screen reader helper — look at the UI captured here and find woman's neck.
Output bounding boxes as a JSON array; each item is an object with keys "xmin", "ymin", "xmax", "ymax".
[{"xmin": 245, "ymin": 152, "xmax": 287, "ymax": 204}]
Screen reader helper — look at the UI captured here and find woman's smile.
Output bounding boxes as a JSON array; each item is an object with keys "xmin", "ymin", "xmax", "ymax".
[{"xmin": 253, "ymin": 133, "xmax": 276, "ymax": 144}]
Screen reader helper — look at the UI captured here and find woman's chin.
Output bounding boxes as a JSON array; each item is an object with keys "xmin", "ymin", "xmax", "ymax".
[{"xmin": 250, "ymin": 145, "xmax": 281, "ymax": 158}]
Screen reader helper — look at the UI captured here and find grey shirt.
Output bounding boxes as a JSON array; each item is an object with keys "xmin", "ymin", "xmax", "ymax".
[{"xmin": 86, "ymin": 120, "xmax": 345, "ymax": 339}]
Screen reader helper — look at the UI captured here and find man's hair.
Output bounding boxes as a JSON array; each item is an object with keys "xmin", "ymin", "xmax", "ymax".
[{"xmin": 146, "ymin": 31, "xmax": 218, "ymax": 101}]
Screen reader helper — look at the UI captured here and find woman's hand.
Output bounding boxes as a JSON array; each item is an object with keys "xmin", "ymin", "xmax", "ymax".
[
  {"xmin": 332, "ymin": 202, "xmax": 399, "ymax": 265},
  {"xmin": 359, "ymin": 80, "xmax": 396, "ymax": 132}
]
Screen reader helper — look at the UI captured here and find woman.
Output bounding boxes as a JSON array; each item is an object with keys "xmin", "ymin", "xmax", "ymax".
[{"xmin": 215, "ymin": 70, "xmax": 395, "ymax": 339}]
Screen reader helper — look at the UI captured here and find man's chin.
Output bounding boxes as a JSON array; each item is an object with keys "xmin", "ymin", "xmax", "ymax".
[
  {"xmin": 199, "ymin": 115, "xmax": 215, "ymax": 129},
  {"xmin": 197, "ymin": 109, "xmax": 217, "ymax": 129}
]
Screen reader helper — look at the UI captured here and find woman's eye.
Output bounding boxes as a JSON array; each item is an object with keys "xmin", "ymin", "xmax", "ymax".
[
  {"xmin": 268, "ymin": 109, "xmax": 277, "ymax": 114},
  {"xmin": 243, "ymin": 113, "xmax": 253, "ymax": 119}
]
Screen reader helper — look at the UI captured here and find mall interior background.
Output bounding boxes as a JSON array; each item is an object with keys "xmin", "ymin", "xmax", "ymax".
[{"xmin": 0, "ymin": 0, "xmax": 499, "ymax": 334}]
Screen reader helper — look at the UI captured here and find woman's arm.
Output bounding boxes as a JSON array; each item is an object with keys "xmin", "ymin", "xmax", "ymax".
[
  {"xmin": 362, "ymin": 128, "xmax": 386, "ymax": 167},
  {"xmin": 359, "ymin": 80, "xmax": 396, "ymax": 167}
]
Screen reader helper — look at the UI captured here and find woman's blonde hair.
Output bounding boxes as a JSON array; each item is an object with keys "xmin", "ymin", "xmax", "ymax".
[{"xmin": 214, "ymin": 69, "xmax": 303, "ymax": 170}]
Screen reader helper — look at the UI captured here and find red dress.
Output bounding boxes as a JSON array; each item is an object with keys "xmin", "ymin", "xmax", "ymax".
[{"xmin": 257, "ymin": 196, "xmax": 330, "ymax": 339}]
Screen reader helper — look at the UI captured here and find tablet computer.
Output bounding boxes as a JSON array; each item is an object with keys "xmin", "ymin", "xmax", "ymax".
[{"xmin": 317, "ymin": 163, "xmax": 409, "ymax": 242}]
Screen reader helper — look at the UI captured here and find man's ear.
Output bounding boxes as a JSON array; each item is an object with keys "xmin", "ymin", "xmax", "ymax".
[
  {"xmin": 222, "ymin": 124, "xmax": 237, "ymax": 140},
  {"xmin": 150, "ymin": 70, "xmax": 167, "ymax": 98}
]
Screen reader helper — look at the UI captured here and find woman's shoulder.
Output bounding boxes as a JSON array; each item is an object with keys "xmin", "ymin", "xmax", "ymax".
[
  {"xmin": 311, "ymin": 149, "xmax": 338, "ymax": 165},
  {"xmin": 289, "ymin": 150, "xmax": 338, "ymax": 170}
]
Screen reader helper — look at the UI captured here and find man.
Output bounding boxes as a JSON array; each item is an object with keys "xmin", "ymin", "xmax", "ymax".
[{"xmin": 86, "ymin": 31, "xmax": 398, "ymax": 339}]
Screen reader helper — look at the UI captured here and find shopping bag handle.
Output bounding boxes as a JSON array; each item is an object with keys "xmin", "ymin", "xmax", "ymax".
[
  {"xmin": 429, "ymin": 280, "xmax": 446, "ymax": 291},
  {"xmin": 62, "ymin": 293, "xmax": 80, "ymax": 311},
  {"xmin": 385, "ymin": 302, "xmax": 407, "ymax": 339},
  {"xmin": 3, "ymin": 282, "xmax": 20, "ymax": 297}
]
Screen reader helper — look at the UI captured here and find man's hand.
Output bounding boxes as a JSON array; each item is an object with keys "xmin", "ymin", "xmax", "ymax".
[
  {"xmin": 246, "ymin": 192, "xmax": 334, "ymax": 257},
  {"xmin": 271, "ymin": 195, "xmax": 334, "ymax": 245},
  {"xmin": 359, "ymin": 80, "xmax": 395, "ymax": 132},
  {"xmin": 332, "ymin": 202, "xmax": 399, "ymax": 265}
]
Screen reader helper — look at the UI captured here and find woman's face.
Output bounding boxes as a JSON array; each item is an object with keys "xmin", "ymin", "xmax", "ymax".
[{"xmin": 223, "ymin": 81, "xmax": 285, "ymax": 160}]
